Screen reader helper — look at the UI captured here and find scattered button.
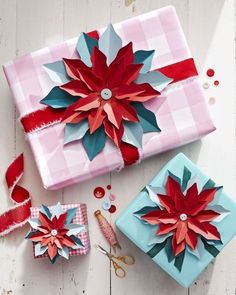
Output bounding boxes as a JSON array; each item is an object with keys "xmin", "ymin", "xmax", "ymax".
[
  {"xmin": 209, "ymin": 97, "xmax": 216, "ymax": 105},
  {"xmin": 107, "ymin": 185, "xmax": 112, "ymax": 190},
  {"xmin": 214, "ymin": 80, "xmax": 219, "ymax": 86},
  {"xmin": 109, "ymin": 194, "xmax": 116, "ymax": 201},
  {"xmin": 203, "ymin": 82, "xmax": 209, "ymax": 90},
  {"xmin": 206, "ymin": 68, "xmax": 215, "ymax": 77},
  {"xmin": 93, "ymin": 187, "xmax": 105, "ymax": 199},
  {"xmin": 102, "ymin": 199, "xmax": 111, "ymax": 210},
  {"xmin": 101, "ymin": 88, "xmax": 112, "ymax": 100},
  {"xmin": 109, "ymin": 205, "xmax": 117, "ymax": 213}
]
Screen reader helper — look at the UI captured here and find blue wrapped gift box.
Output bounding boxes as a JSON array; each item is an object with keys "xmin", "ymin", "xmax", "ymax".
[{"xmin": 116, "ymin": 153, "xmax": 236, "ymax": 287}]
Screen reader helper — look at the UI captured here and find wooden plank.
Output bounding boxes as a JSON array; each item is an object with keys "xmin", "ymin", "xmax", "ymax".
[
  {"xmin": 62, "ymin": 1, "xmax": 111, "ymax": 294},
  {"xmin": 188, "ymin": 0, "xmax": 236, "ymax": 293}
]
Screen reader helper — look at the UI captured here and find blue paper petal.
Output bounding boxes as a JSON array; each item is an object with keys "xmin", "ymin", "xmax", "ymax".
[
  {"xmin": 40, "ymin": 204, "xmax": 52, "ymax": 219},
  {"xmin": 66, "ymin": 224, "xmax": 85, "ymax": 236},
  {"xmin": 43, "ymin": 60, "xmax": 70, "ymax": 84},
  {"xmin": 135, "ymin": 71, "xmax": 173, "ymax": 92},
  {"xmin": 28, "ymin": 218, "xmax": 41, "ymax": 229},
  {"xmin": 35, "ymin": 243, "xmax": 48, "ymax": 257},
  {"xmin": 82, "ymin": 126, "xmax": 106, "ymax": 161},
  {"xmin": 98, "ymin": 24, "xmax": 122, "ymax": 65},
  {"xmin": 58, "ymin": 247, "xmax": 69, "ymax": 259},
  {"xmin": 132, "ymin": 102, "xmax": 161, "ymax": 133},
  {"xmin": 64, "ymin": 121, "xmax": 89, "ymax": 145},
  {"xmin": 50, "ymin": 202, "xmax": 64, "ymax": 218},
  {"xmin": 71, "ymin": 235, "xmax": 84, "ymax": 248},
  {"xmin": 65, "ymin": 208, "xmax": 77, "ymax": 225},
  {"xmin": 134, "ymin": 50, "xmax": 155, "ymax": 73},
  {"xmin": 122, "ymin": 122, "xmax": 143, "ymax": 149},
  {"xmin": 40, "ymin": 86, "xmax": 78, "ymax": 109},
  {"xmin": 76, "ymin": 33, "xmax": 98, "ymax": 67}
]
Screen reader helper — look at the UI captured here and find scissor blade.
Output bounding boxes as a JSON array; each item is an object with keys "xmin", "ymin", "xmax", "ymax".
[{"xmin": 95, "ymin": 244, "xmax": 109, "ymax": 255}]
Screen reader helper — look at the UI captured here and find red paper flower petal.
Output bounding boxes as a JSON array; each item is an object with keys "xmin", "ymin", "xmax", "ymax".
[
  {"xmin": 127, "ymin": 83, "xmax": 159, "ymax": 102},
  {"xmin": 185, "ymin": 229, "xmax": 198, "ymax": 250},
  {"xmin": 157, "ymin": 212, "xmax": 179, "ymax": 224},
  {"xmin": 104, "ymin": 119, "xmax": 124, "ymax": 147},
  {"xmin": 113, "ymin": 84, "xmax": 144, "ymax": 99},
  {"xmin": 61, "ymin": 235, "xmax": 77, "ymax": 248},
  {"xmin": 55, "ymin": 212, "xmax": 68, "ymax": 229},
  {"xmin": 175, "ymin": 221, "xmax": 188, "ymax": 244},
  {"xmin": 77, "ymin": 67, "xmax": 104, "ymax": 91},
  {"xmin": 188, "ymin": 219, "xmax": 220, "ymax": 240},
  {"xmin": 108, "ymin": 57, "xmax": 125, "ymax": 89},
  {"xmin": 63, "ymin": 58, "xmax": 90, "ymax": 80},
  {"xmin": 172, "ymin": 234, "xmax": 186, "ymax": 256},
  {"xmin": 118, "ymin": 101, "xmax": 139, "ymax": 122},
  {"xmin": 103, "ymin": 101, "xmax": 123, "ymax": 129},
  {"xmin": 29, "ymin": 231, "xmax": 47, "ymax": 242},
  {"xmin": 91, "ymin": 46, "xmax": 108, "ymax": 81},
  {"xmin": 48, "ymin": 242, "xmax": 58, "ymax": 260},
  {"xmin": 157, "ymin": 194, "xmax": 176, "ymax": 213},
  {"xmin": 194, "ymin": 210, "xmax": 220, "ymax": 223},
  {"xmin": 88, "ymin": 106, "xmax": 106, "ymax": 134},
  {"xmin": 75, "ymin": 93, "xmax": 101, "ymax": 112},
  {"xmin": 111, "ymin": 42, "xmax": 134, "ymax": 66},
  {"xmin": 198, "ymin": 188, "xmax": 217, "ymax": 204},
  {"xmin": 141, "ymin": 209, "xmax": 165, "ymax": 225},
  {"xmin": 166, "ymin": 175, "xmax": 182, "ymax": 198},
  {"xmin": 157, "ymin": 223, "xmax": 177, "ymax": 235},
  {"xmin": 60, "ymin": 80, "xmax": 91, "ymax": 97},
  {"xmin": 122, "ymin": 63, "xmax": 143, "ymax": 85},
  {"xmin": 38, "ymin": 212, "xmax": 53, "ymax": 229}
]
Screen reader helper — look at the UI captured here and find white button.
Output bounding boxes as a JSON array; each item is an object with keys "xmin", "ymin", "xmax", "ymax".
[
  {"xmin": 51, "ymin": 229, "xmax": 58, "ymax": 236},
  {"xmin": 180, "ymin": 213, "xmax": 187, "ymax": 221},
  {"xmin": 101, "ymin": 88, "xmax": 112, "ymax": 100}
]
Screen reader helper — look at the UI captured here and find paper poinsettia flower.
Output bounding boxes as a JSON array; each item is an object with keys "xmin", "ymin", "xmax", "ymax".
[
  {"xmin": 40, "ymin": 24, "xmax": 172, "ymax": 160},
  {"xmin": 26, "ymin": 203, "xmax": 86, "ymax": 264},
  {"xmin": 134, "ymin": 167, "xmax": 229, "ymax": 272}
]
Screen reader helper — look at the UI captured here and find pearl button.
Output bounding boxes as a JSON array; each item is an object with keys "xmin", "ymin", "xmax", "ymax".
[
  {"xmin": 101, "ymin": 88, "xmax": 112, "ymax": 100},
  {"xmin": 180, "ymin": 213, "xmax": 187, "ymax": 221},
  {"xmin": 102, "ymin": 199, "xmax": 111, "ymax": 210},
  {"xmin": 51, "ymin": 229, "xmax": 58, "ymax": 236}
]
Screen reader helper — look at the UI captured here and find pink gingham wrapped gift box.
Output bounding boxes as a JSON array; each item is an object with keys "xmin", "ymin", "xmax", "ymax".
[
  {"xmin": 3, "ymin": 6, "xmax": 215, "ymax": 189},
  {"xmin": 30, "ymin": 204, "xmax": 90, "ymax": 258}
]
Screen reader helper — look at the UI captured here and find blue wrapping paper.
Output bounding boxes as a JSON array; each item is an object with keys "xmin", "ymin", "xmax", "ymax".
[{"xmin": 116, "ymin": 153, "xmax": 236, "ymax": 287}]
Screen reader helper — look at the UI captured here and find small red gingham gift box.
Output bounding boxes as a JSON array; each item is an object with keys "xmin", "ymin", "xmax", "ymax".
[{"xmin": 27, "ymin": 203, "xmax": 90, "ymax": 263}]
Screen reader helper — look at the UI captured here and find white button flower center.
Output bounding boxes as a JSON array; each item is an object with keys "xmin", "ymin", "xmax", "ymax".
[
  {"xmin": 101, "ymin": 88, "xmax": 112, "ymax": 100},
  {"xmin": 51, "ymin": 229, "xmax": 58, "ymax": 236},
  {"xmin": 180, "ymin": 213, "xmax": 187, "ymax": 221}
]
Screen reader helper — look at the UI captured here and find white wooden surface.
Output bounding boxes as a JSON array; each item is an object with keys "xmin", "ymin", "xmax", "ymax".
[{"xmin": 0, "ymin": 0, "xmax": 235, "ymax": 294}]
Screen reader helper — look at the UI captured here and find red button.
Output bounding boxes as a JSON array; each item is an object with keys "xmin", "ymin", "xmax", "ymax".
[{"xmin": 93, "ymin": 187, "xmax": 105, "ymax": 199}]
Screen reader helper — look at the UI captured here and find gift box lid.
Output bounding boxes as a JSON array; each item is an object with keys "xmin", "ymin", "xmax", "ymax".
[
  {"xmin": 3, "ymin": 6, "xmax": 215, "ymax": 190},
  {"xmin": 116, "ymin": 153, "xmax": 236, "ymax": 288}
]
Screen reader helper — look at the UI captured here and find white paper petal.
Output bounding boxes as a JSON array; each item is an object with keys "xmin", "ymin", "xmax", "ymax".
[
  {"xmin": 135, "ymin": 71, "xmax": 173, "ymax": 92},
  {"xmin": 43, "ymin": 61, "xmax": 70, "ymax": 84},
  {"xmin": 28, "ymin": 218, "xmax": 41, "ymax": 229},
  {"xmin": 35, "ymin": 243, "xmax": 48, "ymax": 256},
  {"xmin": 50, "ymin": 202, "xmax": 64, "ymax": 219},
  {"xmin": 64, "ymin": 121, "xmax": 89, "ymax": 145},
  {"xmin": 207, "ymin": 205, "xmax": 230, "ymax": 222},
  {"xmin": 65, "ymin": 224, "xmax": 85, "ymax": 236},
  {"xmin": 146, "ymin": 185, "xmax": 165, "ymax": 207},
  {"xmin": 122, "ymin": 122, "xmax": 143, "ymax": 148},
  {"xmin": 148, "ymin": 232, "xmax": 172, "ymax": 246},
  {"xmin": 58, "ymin": 247, "xmax": 69, "ymax": 259},
  {"xmin": 98, "ymin": 24, "xmax": 122, "ymax": 65},
  {"xmin": 76, "ymin": 33, "xmax": 98, "ymax": 67}
]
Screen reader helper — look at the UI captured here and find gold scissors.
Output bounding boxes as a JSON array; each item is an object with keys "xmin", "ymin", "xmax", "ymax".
[{"xmin": 95, "ymin": 244, "xmax": 135, "ymax": 278}]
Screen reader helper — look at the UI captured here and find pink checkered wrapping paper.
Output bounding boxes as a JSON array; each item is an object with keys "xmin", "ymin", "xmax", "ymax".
[
  {"xmin": 30, "ymin": 204, "xmax": 90, "ymax": 258},
  {"xmin": 3, "ymin": 6, "xmax": 215, "ymax": 190}
]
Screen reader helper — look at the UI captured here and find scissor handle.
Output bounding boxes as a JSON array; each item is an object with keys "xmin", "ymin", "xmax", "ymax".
[
  {"xmin": 116, "ymin": 255, "xmax": 135, "ymax": 265},
  {"xmin": 111, "ymin": 259, "xmax": 126, "ymax": 278}
]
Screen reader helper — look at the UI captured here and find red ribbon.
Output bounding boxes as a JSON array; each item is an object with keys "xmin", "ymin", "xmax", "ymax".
[
  {"xmin": 0, "ymin": 154, "xmax": 31, "ymax": 236},
  {"xmin": 20, "ymin": 58, "xmax": 198, "ymax": 166}
]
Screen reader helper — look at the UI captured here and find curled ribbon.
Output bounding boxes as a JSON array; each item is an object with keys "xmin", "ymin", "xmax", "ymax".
[{"xmin": 0, "ymin": 154, "xmax": 31, "ymax": 236}]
